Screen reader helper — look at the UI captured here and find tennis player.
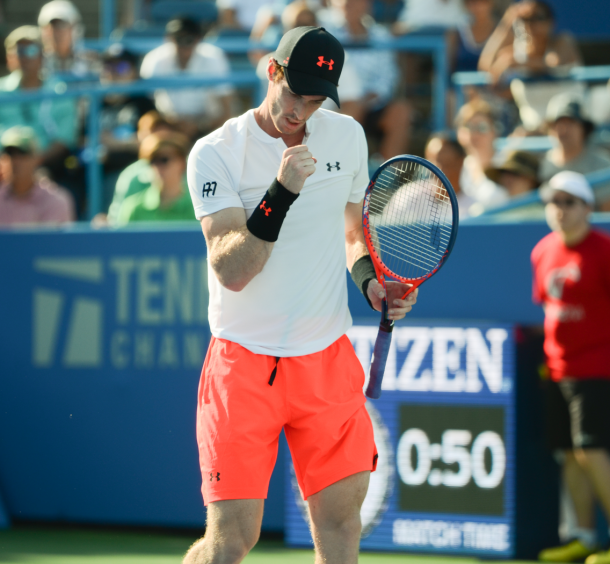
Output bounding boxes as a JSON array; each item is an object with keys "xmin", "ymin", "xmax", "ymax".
[
  {"xmin": 184, "ymin": 26, "xmax": 417, "ymax": 563},
  {"xmin": 532, "ymin": 172, "xmax": 610, "ymax": 564}
]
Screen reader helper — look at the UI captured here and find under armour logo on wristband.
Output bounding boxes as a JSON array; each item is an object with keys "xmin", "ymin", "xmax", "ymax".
[
  {"xmin": 260, "ymin": 201, "xmax": 272, "ymax": 216},
  {"xmin": 209, "ymin": 472, "xmax": 220, "ymax": 482},
  {"xmin": 317, "ymin": 56, "xmax": 334, "ymax": 70},
  {"xmin": 327, "ymin": 162, "xmax": 340, "ymax": 171}
]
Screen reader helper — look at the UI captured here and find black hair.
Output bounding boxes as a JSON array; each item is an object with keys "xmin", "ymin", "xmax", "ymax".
[
  {"xmin": 102, "ymin": 43, "xmax": 138, "ymax": 66},
  {"xmin": 533, "ymin": 1, "xmax": 554, "ymax": 22},
  {"xmin": 427, "ymin": 131, "xmax": 466, "ymax": 159},
  {"xmin": 165, "ymin": 17, "xmax": 201, "ymax": 37}
]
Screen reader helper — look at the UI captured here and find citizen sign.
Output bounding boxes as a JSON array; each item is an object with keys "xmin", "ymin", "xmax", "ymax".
[{"xmin": 347, "ymin": 326, "xmax": 510, "ymax": 394}]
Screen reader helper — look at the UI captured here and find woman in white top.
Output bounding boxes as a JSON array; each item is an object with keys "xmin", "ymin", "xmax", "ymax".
[{"xmin": 455, "ymin": 98, "xmax": 509, "ymax": 212}]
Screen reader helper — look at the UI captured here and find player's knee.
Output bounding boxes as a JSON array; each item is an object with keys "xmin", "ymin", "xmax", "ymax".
[
  {"xmin": 220, "ymin": 535, "xmax": 258, "ymax": 563},
  {"xmin": 311, "ymin": 505, "xmax": 362, "ymax": 540},
  {"xmin": 183, "ymin": 531, "xmax": 258, "ymax": 564}
]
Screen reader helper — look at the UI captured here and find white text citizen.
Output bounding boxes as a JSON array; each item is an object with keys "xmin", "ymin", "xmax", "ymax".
[{"xmin": 348, "ymin": 326, "xmax": 509, "ymax": 393}]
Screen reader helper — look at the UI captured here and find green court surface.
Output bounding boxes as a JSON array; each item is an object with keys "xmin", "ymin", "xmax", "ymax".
[{"xmin": 0, "ymin": 526, "xmax": 537, "ymax": 564}]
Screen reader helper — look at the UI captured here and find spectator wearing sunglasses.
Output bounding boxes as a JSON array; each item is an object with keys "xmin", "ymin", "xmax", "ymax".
[
  {"xmin": 0, "ymin": 126, "xmax": 74, "ymax": 225},
  {"xmin": 532, "ymin": 171, "xmax": 610, "ymax": 564},
  {"xmin": 540, "ymin": 94, "xmax": 610, "ymax": 211},
  {"xmin": 140, "ymin": 17, "xmax": 234, "ymax": 140},
  {"xmin": 116, "ymin": 131, "xmax": 194, "ymax": 224},
  {"xmin": 455, "ymin": 99, "xmax": 508, "ymax": 213},
  {"xmin": 486, "ymin": 150, "xmax": 540, "ymax": 198},
  {"xmin": 479, "ymin": 1, "xmax": 580, "ymax": 84},
  {"xmin": 37, "ymin": 0, "xmax": 98, "ymax": 78},
  {"xmin": 100, "ymin": 44, "xmax": 155, "ymax": 210},
  {"xmin": 0, "ymin": 26, "xmax": 79, "ymax": 188}
]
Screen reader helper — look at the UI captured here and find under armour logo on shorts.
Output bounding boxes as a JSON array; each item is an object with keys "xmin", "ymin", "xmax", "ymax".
[{"xmin": 327, "ymin": 162, "xmax": 340, "ymax": 171}]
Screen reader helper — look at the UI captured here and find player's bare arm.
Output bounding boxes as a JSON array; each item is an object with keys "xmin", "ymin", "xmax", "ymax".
[
  {"xmin": 344, "ymin": 200, "xmax": 417, "ymax": 321},
  {"xmin": 200, "ymin": 207, "xmax": 273, "ymax": 292},
  {"xmin": 201, "ymin": 145, "xmax": 316, "ymax": 292}
]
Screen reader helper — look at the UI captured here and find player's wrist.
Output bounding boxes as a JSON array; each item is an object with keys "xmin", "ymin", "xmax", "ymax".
[
  {"xmin": 351, "ymin": 255, "xmax": 377, "ymax": 310},
  {"xmin": 246, "ymin": 178, "xmax": 300, "ymax": 242}
]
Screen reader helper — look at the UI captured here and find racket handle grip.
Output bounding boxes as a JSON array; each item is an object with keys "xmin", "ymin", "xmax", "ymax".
[{"xmin": 365, "ymin": 323, "xmax": 394, "ymax": 399}]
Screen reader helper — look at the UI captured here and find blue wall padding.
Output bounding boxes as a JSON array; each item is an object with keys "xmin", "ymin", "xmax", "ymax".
[{"xmin": 0, "ymin": 219, "xmax": 608, "ymax": 530}]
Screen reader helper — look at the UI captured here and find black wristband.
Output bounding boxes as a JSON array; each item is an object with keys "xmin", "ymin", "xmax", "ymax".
[
  {"xmin": 246, "ymin": 179, "xmax": 299, "ymax": 242},
  {"xmin": 351, "ymin": 255, "xmax": 377, "ymax": 310}
]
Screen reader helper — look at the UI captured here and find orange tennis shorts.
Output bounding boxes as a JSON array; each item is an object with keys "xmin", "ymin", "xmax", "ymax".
[{"xmin": 196, "ymin": 334, "xmax": 377, "ymax": 505}]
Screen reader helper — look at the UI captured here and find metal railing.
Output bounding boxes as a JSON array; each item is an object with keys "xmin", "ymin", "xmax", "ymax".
[
  {"xmin": 0, "ymin": 34, "xmax": 450, "ymax": 219},
  {"xmin": 452, "ymin": 65, "xmax": 610, "ymax": 110},
  {"xmin": 472, "ymin": 166, "xmax": 610, "ymax": 218}
]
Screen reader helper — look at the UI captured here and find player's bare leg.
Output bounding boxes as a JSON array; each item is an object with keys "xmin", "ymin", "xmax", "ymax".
[
  {"xmin": 574, "ymin": 448, "xmax": 610, "ymax": 520},
  {"xmin": 308, "ymin": 471, "xmax": 370, "ymax": 564},
  {"xmin": 564, "ymin": 450, "xmax": 596, "ymax": 529},
  {"xmin": 183, "ymin": 499, "xmax": 263, "ymax": 564}
]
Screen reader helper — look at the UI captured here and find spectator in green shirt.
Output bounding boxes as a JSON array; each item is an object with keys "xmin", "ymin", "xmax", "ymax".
[
  {"xmin": 117, "ymin": 130, "xmax": 194, "ymax": 224},
  {"xmin": 105, "ymin": 110, "xmax": 175, "ymax": 224}
]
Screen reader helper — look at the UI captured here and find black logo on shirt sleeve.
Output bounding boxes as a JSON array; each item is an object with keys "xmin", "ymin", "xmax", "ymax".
[
  {"xmin": 327, "ymin": 162, "xmax": 340, "ymax": 171},
  {"xmin": 202, "ymin": 181, "xmax": 217, "ymax": 197}
]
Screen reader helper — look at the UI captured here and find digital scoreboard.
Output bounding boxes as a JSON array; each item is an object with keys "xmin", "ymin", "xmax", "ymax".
[{"xmin": 285, "ymin": 321, "xmax": 515, "ymax": 557}]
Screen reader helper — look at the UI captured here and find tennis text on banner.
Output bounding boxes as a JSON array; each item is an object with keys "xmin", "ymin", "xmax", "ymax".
[{"xmin": 31, "ymin": 255, "xmax": 209, "ymax": 370}]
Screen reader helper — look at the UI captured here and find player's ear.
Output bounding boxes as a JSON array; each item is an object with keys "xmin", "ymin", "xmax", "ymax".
[{"xmin": 266, "ymin": 57, "xmax": 276, "ymax": 82}]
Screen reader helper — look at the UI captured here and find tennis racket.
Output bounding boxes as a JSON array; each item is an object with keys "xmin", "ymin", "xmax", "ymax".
[{"xmin": 363, "ymin": 155, "xmax": 459, "ymax": 399}]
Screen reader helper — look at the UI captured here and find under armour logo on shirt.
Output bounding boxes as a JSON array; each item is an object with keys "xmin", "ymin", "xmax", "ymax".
[
  {"xmin": 327, "ymin": 162, "xmax": 340, "ymax": 171},
  {"xmin": 209, "ymin": 472, "xmax": 220, "ymax": 482},
  {"xmin": 317, "ymin": 56, "xmax": 334, "ymax": 70},
  {"xmin": 260, "ymin": 201, "xmax": 272, "ymax": 216}
]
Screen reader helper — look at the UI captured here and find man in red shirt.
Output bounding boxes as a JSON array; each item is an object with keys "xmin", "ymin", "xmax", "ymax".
[{"xmin": 532, "ymin": 171, "xmax": 610, "ymax": 564}]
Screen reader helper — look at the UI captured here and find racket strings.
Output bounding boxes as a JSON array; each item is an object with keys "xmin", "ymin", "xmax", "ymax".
[{"xmin": 368, "ymin": 160, "xmax": 454, "ymax": 280}]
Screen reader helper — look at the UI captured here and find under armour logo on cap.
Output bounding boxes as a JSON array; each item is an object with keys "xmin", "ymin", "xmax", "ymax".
[{"xmin": 317, "ymin": 56, "xmax": 334, "ymax": 70}]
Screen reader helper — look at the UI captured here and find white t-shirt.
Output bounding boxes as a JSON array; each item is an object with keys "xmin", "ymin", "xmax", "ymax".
[
  {"xmin": 187, "ymin": 108, "xmax": 369, "ymax": 356},
  {"xmin": 140, "ymin": 42, "xmax": 233, "ymax": 119},
  {"xmin": 459, "ymin": 156, "xmax": 509, "ymax": 210},
  {"xmin": 216, "ymin": 0, "xmax": 269, "ymax": 30},
  {"xmin": 398, "ymin": 0, "xmax": 469, "ymax": 29}
]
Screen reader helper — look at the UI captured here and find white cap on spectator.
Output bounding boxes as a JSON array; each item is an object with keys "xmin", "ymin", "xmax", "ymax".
[
  {"xmin": 38, "ymin": 0, "xmax": 81, "ymax": 26},
  {"xmin": 540, "ymin": 171, "xmax": 595, "ymax": 206}
]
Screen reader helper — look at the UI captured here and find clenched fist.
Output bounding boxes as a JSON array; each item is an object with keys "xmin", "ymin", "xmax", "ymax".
[{"xmin": 277, "ymin": 145, "xmax": 316, "ymax": 194}]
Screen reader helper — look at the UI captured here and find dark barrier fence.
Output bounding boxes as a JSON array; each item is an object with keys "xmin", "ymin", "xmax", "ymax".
[{"xmin": 0, "ymin": 218, "xmax": 609, "ymax": 554}]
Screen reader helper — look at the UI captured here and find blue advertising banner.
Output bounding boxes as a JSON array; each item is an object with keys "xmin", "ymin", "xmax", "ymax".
[
  {"xmin": 286, "ymin": 321, "xmax": 515, "ymax": 558},
  {"xmin": 0, "ymin": 227, "xmax": 295, "ymax": 530},
  {"xmin": 0, "ymin": 228, "xmax": 211, "ymax": 527}
]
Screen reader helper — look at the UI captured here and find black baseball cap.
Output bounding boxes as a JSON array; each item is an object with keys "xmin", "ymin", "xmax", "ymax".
[
  {"xmin": 166, "ymin": 17, "xmax": 201, "ymax": 38},
  {"xmin": 274, "ymin": 26, "xmax": 344, "ymax": 108}
]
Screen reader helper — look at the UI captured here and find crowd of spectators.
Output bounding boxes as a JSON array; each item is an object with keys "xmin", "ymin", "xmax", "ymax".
[{"xmin": 0, "ymin": 0, "xmax": 609, "ymax": 228}]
